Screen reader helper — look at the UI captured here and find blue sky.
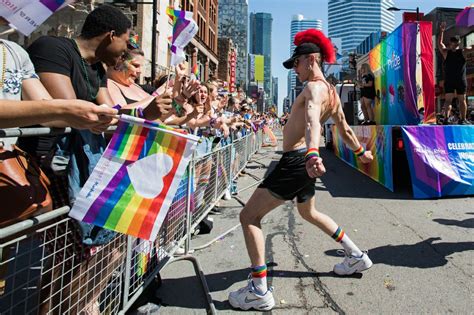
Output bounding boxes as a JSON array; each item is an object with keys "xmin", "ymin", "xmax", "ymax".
[{"xmin": 247, "ymin": 0, "xmax": 469, "ymax": 113}]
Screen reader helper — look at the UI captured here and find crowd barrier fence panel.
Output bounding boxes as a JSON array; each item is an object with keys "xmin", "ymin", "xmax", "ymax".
[{"xmin": 0, "ymin": 127, "xmax": 263, "ymax": 314}]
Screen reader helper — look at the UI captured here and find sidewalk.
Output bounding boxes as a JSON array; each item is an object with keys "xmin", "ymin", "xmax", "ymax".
[{"xmin": 141, "ymin": 143, "xmax": 473, "ymax": 314}]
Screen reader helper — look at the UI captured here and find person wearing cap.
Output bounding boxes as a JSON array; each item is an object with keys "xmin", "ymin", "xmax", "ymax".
[{"xmin": 229, "ymin": 29, "xmax": 374, "ymax": 311}]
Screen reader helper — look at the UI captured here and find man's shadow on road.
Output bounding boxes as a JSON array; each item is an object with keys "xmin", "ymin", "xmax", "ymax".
[{"xmin": 325, "ymin": 237, "xmax": 474, "ymax": 269}]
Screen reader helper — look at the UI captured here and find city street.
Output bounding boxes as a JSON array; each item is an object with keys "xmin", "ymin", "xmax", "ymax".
[{"xmin": 148, "ymin": 140, "xmax": 473, "ymax": 314}]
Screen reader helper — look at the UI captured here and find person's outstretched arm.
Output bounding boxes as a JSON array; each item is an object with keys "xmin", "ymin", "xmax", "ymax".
[
  {"xmin": 331, "ymin": 94, "xmax": 373, "ymax": 164},
  {"xmin": 0, "ymin": 99, "xmax": 117, "ymax": 129},
  {"xmin": 438, "ymin": 22, "xmax": 448, "ymax": 60},
  {"xmin": 304, "ymin": 82, "xmax": 325, "ymax": 178}
]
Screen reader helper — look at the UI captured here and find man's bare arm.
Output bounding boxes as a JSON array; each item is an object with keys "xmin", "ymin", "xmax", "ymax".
[
  {"xmin": 438, "ymin": 22, "xmax": 448, "ymax": 59},
  {"xmin": 0, "ymin": 99, "xmax": 117, "ymax": 129},
  {"xmin": 331, "ymin": 95, "xmax": 373, "ymax": 163},
  {"xmin": 304, "ymin": 82, "xmax": 323, "ymax": 150}
]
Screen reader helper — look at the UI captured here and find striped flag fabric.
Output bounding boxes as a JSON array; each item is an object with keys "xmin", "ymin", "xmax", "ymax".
[
  {"xmin": 70, "ymin": 115, "xmax": 199, "ymax": 241},
  {"xmin": 0, "ymin": 0, "xmax": 73, "ymax": 36},
  {"xmin": 166, "ymin": 6, "xmax": 198, "ymax": 66}
]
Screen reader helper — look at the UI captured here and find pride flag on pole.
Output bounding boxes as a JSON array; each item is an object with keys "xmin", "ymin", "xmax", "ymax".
[
  {"xmin": 70, "ymin": 115, "xmax": 199, "ymax": 241},
  {"xmin": 0, "ymin": 0, "xmax": 74, "ymax": 36},
  {"xmin": 166, "ymin": 6, "xmax": 198, "ymax": 66}
]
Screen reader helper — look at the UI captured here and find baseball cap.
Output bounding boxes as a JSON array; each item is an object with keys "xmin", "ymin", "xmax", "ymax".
[{"xmin": 283, "ymin": 42, "xmax": 321, "ymax": 69}]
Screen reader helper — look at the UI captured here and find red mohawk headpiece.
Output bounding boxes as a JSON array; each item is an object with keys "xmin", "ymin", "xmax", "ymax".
[{"xmin": 294, "ymin": 29, "xmax": 336, "ymax": 64}]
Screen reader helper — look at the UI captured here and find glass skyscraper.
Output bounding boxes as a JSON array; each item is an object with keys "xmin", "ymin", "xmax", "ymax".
[
  {"xmin": 249, "ymin": 12, "xmax": 273, "ymax": 105},
  {"xmin": 288, "ymin": 15, "xmax": 322, "ymax": 104},
  {"xmin": 328, "ymin": 0, "xmax": 395, "ymax": 53},
  {"xmin": 218, "ymin": 0, "xmax": 248, "ymax": 89}
]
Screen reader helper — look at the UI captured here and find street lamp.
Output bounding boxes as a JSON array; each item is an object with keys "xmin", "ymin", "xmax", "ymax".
[
  {"xmin": 110, "ymin": 0, "xmax": 158, "ymax": 82},
  {"xmin": 387, "ymin": 6, "xmax": 420, "ymax": 21}
]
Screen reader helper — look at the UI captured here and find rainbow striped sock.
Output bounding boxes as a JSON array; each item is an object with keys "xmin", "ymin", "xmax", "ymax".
[
  {"xmin": 251, "ymin": 264, "xmax": 267, "ymax": 294},
  {"xmin": 332, "ymin": 227, "xmax": 363, "ymax": 257},
  {"xmin": 332, "ymin": 227, "xmax": 345, "ymax": 242}
]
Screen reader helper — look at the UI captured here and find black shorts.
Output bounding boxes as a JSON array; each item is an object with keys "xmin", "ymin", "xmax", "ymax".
[
  {"xmin": 444, "ymin": 81, "xmax": 466, "ymax": 95},
  {"xmin": 258, "ymin": 148, "xmax": 316, "ymax": 203}
]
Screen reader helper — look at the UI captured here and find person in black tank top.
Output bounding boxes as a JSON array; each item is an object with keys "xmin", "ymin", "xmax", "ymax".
[{"xmin": 438, "ymin": 22, "xmax": 473, "ymax": 125}]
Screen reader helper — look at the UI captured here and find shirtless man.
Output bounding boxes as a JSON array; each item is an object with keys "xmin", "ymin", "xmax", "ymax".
[{"xmin": 228, "ymin": 29, "xmax": 374, "ymax": 311}]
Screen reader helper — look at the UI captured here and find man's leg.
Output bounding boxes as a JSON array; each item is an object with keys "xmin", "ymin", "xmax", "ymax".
[
  {"xmin": 296, "ymin": 196, "xmax": 372, "ymax": 275},
  {"xmin": 366, "ymin": 98, "xmax": 375, "ymax": 122},
  {"xmin": 444, "ymin": 93, "xmax": 455, "ymax": 122},
  {"xmin": 457, "ymin": 94, "xmax": 467, "ymax": 121},
  {"xmin": 240, "ymin": 188, "xmax": 284, "ymax": 287},
  {"xmin": 360, "ymin": 97, "xmax": 369, "ymax": 122},
  {"xmin": 229, "ymin": 188, "xmax": 283, "ymax": 310}
]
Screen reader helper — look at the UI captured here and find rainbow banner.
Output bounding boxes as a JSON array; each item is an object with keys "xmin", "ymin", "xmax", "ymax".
[
  {"xmin": 167, "ymin": 7, "xmax": 198, "ymax": 66},
  {"xmin": 368, "ymin": 22, "xmax": 434, "ymax": 125},
  {"xmin": 0, "ymin": 0, "xmax": 73, "ymax": 36},
  {"xmin": 332, "ymin": 125, "xmax": 393, "ymax": 191},
  {"xmin": 70, "ymin": 115, "xmax": 199, "ymax": 241},
  {"xmin": 402, "ymin": 126, "xmax": 474, "ymax": 198}
]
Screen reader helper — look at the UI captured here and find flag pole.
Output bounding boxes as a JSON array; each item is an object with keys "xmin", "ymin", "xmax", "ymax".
[{"xmin": 118, "ymin": 114, "xmax": 201, "ymax": 142}]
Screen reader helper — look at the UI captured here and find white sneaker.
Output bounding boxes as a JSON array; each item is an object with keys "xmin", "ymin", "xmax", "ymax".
[
  {"xmin": 222, "ymin": 189, "xmax": 232, "ymax": 200},
  {"xmin": 333, "ymin": 251, "xmax": 373, "ymax": 275},
  {"xmin": 228, "ymin": 277, "xmax": 275, "ymax": 311}
]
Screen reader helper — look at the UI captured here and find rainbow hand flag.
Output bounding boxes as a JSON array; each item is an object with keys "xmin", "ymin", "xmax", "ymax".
[
  {"xmin": 166, "ymin": 7, "xmax": 198, "ymax": 66},
  {"xmin": 69, "ymin": 115, "xmax": 199, "ymax": 241}
]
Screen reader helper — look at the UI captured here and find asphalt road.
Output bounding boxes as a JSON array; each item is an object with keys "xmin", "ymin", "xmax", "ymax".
[{"xmin": 134, "ymin": 143, "xmax": 473, "ymax": 314}]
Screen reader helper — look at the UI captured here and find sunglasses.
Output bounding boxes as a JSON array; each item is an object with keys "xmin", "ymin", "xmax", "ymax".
[{"xmin": 293, "ymin": 55, "xmax": 308, "ymax": 68}]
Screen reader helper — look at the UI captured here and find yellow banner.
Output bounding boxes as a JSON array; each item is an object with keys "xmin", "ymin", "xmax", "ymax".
[{"xmin": 255, "ymin": 55, "xmax": 264, "ymax": 82}]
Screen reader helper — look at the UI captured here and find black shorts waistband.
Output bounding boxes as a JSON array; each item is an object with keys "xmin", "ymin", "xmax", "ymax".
[{"xmin": 282, "ymin": 148, "xmax": 307, "ymax": 157}]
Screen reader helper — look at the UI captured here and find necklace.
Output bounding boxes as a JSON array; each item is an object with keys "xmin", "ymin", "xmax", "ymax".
[
  {"xmin": 72, "ymin": 39, "xmax": 100, "ymax": 100},
  {"xmin": 0, "ymin": 43, "xmax": 6, "ymax": 90}
]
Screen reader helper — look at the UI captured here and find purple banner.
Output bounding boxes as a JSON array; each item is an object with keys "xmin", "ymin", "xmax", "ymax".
[{"xmin": 401, "ymin": 126, "xmax": 474, "ymax": 198}]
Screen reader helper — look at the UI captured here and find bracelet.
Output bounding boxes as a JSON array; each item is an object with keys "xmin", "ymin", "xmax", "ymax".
[
  {"xmin": 353, "ymin": 145, "xmax": 365, "ymax": 157},
  {"xmin": 136, "ymin": 107, "xmax": 144, "ymax": 119},
  {"xmin": 305, "ymin": 148, "xmax": 320, "ymax": 161},
  {"xmin": 130, "ymin": 107, "xmax": 144, "ymax": 118}
]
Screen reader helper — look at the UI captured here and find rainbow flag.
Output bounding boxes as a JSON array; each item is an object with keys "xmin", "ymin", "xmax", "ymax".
[
  {"xmin": 191, "ymin": 64, "xmax": 200, "ymax": 80},
  {"xmin": 70, "ymin": 115, "xmax": 199, "ymax": 241},
  {"xmin": 166, "ymin": 7, "xmax": 198, "ymax": 66}
]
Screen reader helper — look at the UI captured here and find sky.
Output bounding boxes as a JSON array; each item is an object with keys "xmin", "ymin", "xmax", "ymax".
[{"xmin": 247, "ymin": 0, "xmax": 469, "ymax": 114}]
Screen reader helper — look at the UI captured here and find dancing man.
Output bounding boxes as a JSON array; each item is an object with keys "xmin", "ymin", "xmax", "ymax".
[{"xmin": 229, "ymin": 29, "xmax": 374, "ymax": 311}]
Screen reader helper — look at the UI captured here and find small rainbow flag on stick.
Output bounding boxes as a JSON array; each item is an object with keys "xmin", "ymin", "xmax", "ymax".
[
  {"xmin": 191, "ymin": 64, "xmax": 200, "ymax": 80},
  {"xmin": 166, "ymin": 7, "xmax": 198, "ymax": 66},
  {"xmin": 70, "ymin": 115, "xmax": 199, "ymax": 241}
]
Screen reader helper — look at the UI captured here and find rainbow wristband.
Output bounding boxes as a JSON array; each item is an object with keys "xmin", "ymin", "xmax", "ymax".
[
  {"xmin": 305, "ymin": 148, "xmax": 320, "ymax": 161},
  {"xmin": 354, "ymin": 146, "xmax": 365, "ymax": 157}
]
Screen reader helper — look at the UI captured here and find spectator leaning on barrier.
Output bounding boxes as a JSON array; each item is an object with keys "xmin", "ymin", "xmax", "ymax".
[
  {"xmin": 16, "ymin": 5, "xmax": 153, "ymax": 314},
  {"xmin": 0, "ymin": 20, "xmax": 116, "ymax": 136}
]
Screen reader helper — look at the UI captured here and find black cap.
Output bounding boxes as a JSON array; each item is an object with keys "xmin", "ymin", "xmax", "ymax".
[{"xmin": 283, "ymin": 42, "xmax": 321, "ymax": 69}]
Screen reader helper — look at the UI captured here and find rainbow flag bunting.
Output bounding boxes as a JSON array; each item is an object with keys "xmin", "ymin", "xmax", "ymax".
[
  {"xmin": 166, "ymin": 7, "xmax": 198, "ymax": 66},
  {"xmin": 70, "ymin": 115, "xmax": 199, "ymax": 241}
]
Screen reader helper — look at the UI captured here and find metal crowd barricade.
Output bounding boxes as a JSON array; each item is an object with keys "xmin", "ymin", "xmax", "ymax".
[{"xmin": 0, "ymin": 127, "xmax": 262, "ymax": 314}]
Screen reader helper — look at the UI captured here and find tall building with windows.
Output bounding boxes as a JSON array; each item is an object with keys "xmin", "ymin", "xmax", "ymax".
[
  {"xmin": 178, "ymin": 0, "xmax": 219, "ymax": 81},
  {"xmin": 218, "ymin": 0, "xmax": 248, "ymax": 90},
  {"xmin": 288, "ymin": 14, "xmax": 322, "ymax": 105},
  {"xmin": 328, "ymin": 0, "xmax": 395, "ymax": 53},
  {"xmin": 249, "ymin": 12, "xmax": 273, "ymax": 108}
]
